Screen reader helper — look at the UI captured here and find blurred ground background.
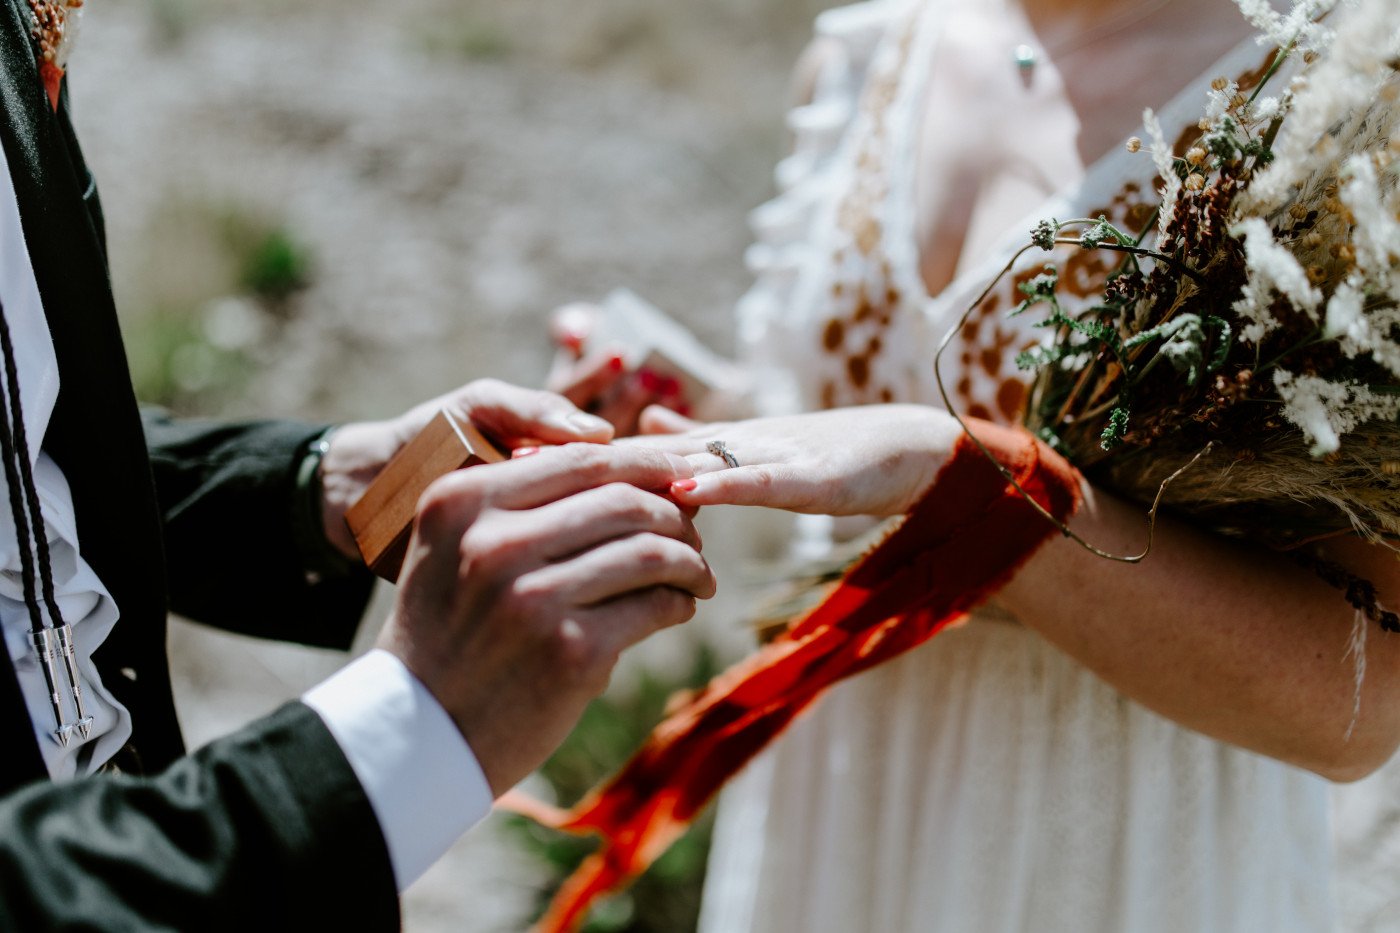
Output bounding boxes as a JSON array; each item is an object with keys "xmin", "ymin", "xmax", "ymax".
[{"xmin": 65, "ymin": 0, "xmax": 1400, "ymax": 930}]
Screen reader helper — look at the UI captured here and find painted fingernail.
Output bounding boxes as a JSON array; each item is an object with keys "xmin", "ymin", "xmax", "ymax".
[
  {"xmin": 609, "ymin": 354, "xmax": 625, "ymax": 373},
  {"xmin": 672, "ymin": 478, "xmax": 698, "ymax": 492},
  {"xmin": 658, "ymin": 376, "xmax": 681, "ymax": 397},
  {"xmin": 639, "ymin": 369, "xmax": 661, "ymax": 392},
  {"xmin": 512, "ymin": 446, "xmax": 540, "ymax": 458},
  {"xmin": 677, "ymin": 403, "xmax": 692, "ymax": 417}
]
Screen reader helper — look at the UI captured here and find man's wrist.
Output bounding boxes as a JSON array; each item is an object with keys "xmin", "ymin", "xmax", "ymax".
[
  {"xmin": 292, "ymin": 426, "xmax": 362, "ymax": 579},
  {"xmin": 302, "ymin": 650, "xmax": 495, "ymax": 891}
]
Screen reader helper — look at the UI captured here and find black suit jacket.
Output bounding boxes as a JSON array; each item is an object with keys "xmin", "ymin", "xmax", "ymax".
[{"xmin": 0, "ymin": 1, "xmax": 399, "ymax": 927}]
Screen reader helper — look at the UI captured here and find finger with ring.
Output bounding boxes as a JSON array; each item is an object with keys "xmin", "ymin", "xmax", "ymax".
[{"xmin": 707, "ymin": 440, "xmax": 739, "ymax": 469}]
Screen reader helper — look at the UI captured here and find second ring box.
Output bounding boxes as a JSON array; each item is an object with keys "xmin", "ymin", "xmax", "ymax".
[{"xmin": 345, "ymin": 409, "xmax": 507, "ymax": 582}]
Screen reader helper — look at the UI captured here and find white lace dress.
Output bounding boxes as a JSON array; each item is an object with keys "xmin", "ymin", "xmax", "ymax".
[{"xmin": 698, "ymin": 2, "xmax": 1336, "ymax": 931}]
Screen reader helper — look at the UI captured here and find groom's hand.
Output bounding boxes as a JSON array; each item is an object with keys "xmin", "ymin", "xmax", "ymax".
[
  {"xmin": 375, "ymin": 444, "xmax": 716, "ymax": 796},
  {"xmin": 318, "ymin": 379, "xmax": 615, "ymax": 561}
]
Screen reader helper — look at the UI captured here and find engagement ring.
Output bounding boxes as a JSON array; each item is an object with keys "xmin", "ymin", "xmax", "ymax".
[{"xmin": 707, "ymin": 440, "xmax": 739, "ymax": 469}]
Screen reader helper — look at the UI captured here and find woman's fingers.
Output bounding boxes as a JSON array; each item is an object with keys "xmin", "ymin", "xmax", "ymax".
[
  {"xmin": 547, "ymin": 349, "xmax": 628, "ymax": 408},
  {"xmin": 529, "ymin": 531, "xmax": 717, "ymax": 606},
  {"xmin": 639, "ymin": 404, "xmax": 704, "ymax": 435},
  {"xmin": 669, "ymin": 463, "xmax": 811, "ymax": 510},
  {"xmin": 593, "ymin": 372, "xmax": 662, "ymax": 437},
  {"xmin": 548, "ymin": 302, "xmax": 601, "ymax": 355}
]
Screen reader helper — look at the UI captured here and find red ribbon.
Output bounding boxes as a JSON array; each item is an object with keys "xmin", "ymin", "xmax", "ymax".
[
  {"xmin": 39, "ymin": 62, "xmax": 61, "ymax": 112},
  {"xmin": 503, "ymin": 420, "xmax": 1082, "ymax": 933}
]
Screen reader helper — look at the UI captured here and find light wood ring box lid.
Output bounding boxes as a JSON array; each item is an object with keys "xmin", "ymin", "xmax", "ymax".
[{"xmin": 345, "ymin": 409, "xmax": 507, "ymax": 581}]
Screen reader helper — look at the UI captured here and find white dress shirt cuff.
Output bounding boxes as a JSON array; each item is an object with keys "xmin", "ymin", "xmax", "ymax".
[{"xmin": 303, "ymin": 648, "xmax": 494, "ymax": 891}]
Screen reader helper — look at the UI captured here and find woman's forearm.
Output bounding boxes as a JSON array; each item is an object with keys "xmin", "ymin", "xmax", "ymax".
[{"xmin": 996, "ymin": 484, "xmax": 1400, "ymax": 781}]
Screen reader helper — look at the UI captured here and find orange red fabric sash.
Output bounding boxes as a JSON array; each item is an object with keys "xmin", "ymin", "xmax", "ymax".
[{"xmin": 503, "ymin": 420, "xmax": 1082, "ymax": 932}]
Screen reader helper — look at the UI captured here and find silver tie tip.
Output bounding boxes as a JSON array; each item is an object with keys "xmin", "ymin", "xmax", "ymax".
[{"xmin": 53, "ymin": 724, "xmax": 73, "ymax": 747}]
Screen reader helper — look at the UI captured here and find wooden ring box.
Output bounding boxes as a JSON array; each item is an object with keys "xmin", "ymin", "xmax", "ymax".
[{"xmin": 345, "ymin": 409, "xmax": 507, "ymax": 581}]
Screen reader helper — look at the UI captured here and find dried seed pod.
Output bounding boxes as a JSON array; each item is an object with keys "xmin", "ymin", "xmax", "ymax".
[
  {"xmin": 1126, "ymin": 136, "xmax": 1142, "ymax": 153},
  {"xmin": 1289, "ymin": 203, "xmax": 1309, "ymax": 220},
  {"xmin": 1186, "ymin": 146, "xmax": 1207, "ymax": 166},
  {"xmin": 1211, "ymin": 76, "xmax": 1230, "ymax": 91},
  {"xmin": 1382, "ymin": 460, "xmax": 1400, "ymax": 475}
]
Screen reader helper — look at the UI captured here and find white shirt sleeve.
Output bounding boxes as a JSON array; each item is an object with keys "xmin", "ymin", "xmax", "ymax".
[{"xmin": 302, "ymin": 648, "xmax": 494, "ymax": 891}]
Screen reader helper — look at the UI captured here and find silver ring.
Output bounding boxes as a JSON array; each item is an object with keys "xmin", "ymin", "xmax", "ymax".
[{"xmin": 707, "ymin": 440, "xmax": 739, "ymax": 469}]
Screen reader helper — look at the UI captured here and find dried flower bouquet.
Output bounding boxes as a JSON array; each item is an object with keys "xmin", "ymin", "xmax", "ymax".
[{"xmin": 943, "ymin": 0, "xmax": 1400, "ymax": 582}]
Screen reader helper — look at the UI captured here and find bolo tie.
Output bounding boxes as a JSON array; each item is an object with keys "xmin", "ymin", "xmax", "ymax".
[{"xmin": 0, "ymin": 296, "xmax": 92, "ymax": 746}]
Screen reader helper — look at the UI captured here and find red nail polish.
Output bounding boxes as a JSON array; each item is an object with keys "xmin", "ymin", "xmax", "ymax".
[
  {"xmin": 676, "ymin": 403, "xmax": 692, "ymax": 417},
  {"xmin": 658, "ymin": 376, "xmax": 681, "ymax": 397},
  {"xmin": 672, "ymin": 478, "xmax": 698, "ymax": 492},
  {"xmin": 639, "ymin": 370, "xmax": 661, "ymax": 392},
  {"xmin": 609, "ymin": 354, "xmax": 625, "ymax": 373}
]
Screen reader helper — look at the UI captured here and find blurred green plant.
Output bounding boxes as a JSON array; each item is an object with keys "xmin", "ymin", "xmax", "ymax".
[
  {"xmin": 508, "ymin": 645, "xmax": 722, "ymax": 933},
  {"xmin": 146, "ymin": 0, "xmax": 195, "ymax": 46},
  {"xmin": 123, "ymin": 302, "xmax": 257, "ymax": 411},
  {"xmin": 228, "ymin": 225, "xmax": 314, "ymax": 307},
  {"xmin": 122, "ymin": 206, "xmax": 314, "ymax": 411},
  {"xmin": 420, "ymin": 18, "xmax": 513, "ymax": 62}
]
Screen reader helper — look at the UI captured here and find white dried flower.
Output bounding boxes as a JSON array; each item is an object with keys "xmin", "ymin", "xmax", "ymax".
[
  {"xmin": 1144, "ymin": 108, "xmax": 1181, "ymax": 240},
  {"xmin": 1251, "ymin": 95, "xmax": 1283, "ymax": 123},
  {"xmin": 1339, "ymin": 154, "xmax": 1400, "ymax": 279},
  {"xmin": 1206, "ymin": 79, "xmax": 1239, "ymax": 124},
  {"xmin": 1232, "ymin": 216, "xmax": 1323, "ymax": 340},
  {"xmin": 1273, "ymin": 369, "xmax": 1400, "ymax": 455},
  {"xmin": 1241, "ymin": 0, "xmax": 1400, "ymax": 212},
  {"xmin": 1232, "ymin": 0, "xmax": 1338, "ymax": 54},
  {"xmin": 1328, "ymin": 282, "xmax": 1400, "ymax": 376}
]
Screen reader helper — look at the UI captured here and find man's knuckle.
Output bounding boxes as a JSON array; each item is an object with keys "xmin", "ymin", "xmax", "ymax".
[
  {"xmin": 540, "ymin": 620, "xmax": 596, "ymax": 679},
  {"xmin": 417, "ymin": 478, "xmax": 469, "ymax": 533},
  {"xmin": 458, "ymin": 517, "xmax": 517, "ymax": 576},
  {"xmin": 630, "ymin": 536, "xmax": 670, "ymax": 569},
  {"xmin": 561, "ymin": 445, "xmax": 616, "ymax": 482},
  {"xmin": 601, "ymin": 483, "xmax": 655, "ymax": 520},
  {"xmin": 652, "ymin": 587, "xmax": 698, "ymax": 625}
]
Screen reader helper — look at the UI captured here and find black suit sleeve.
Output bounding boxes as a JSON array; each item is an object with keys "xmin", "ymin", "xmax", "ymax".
[
  {"xmin": 0, "ymin": 702, "xmax": 400, "ymax": 932},
  {"xmin": 141, "ymin": 410, "xmax": 376, "ymax": 650}
]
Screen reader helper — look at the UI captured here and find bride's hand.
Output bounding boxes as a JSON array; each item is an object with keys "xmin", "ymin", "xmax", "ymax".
[{"xmin": 626, "ymin": 404, "xmax": 964, "ymax": 517}]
